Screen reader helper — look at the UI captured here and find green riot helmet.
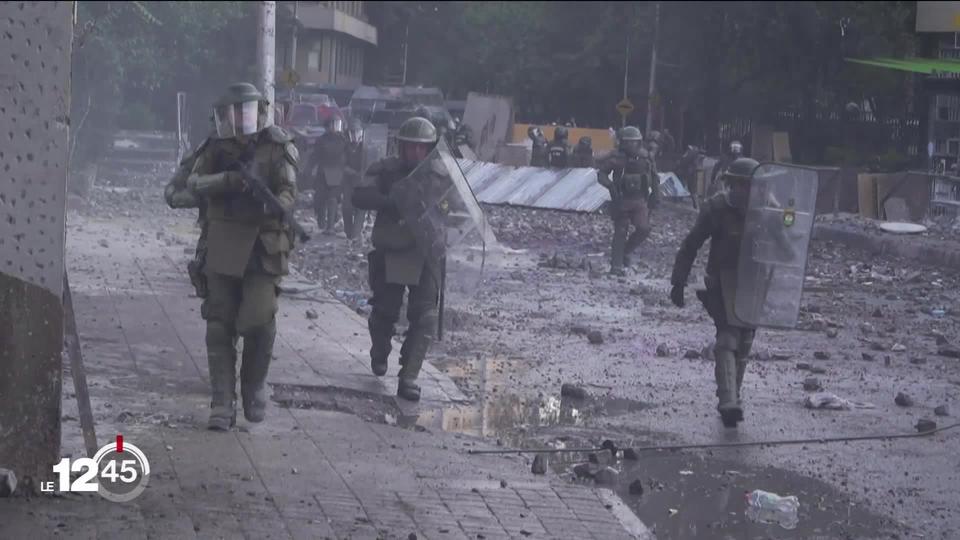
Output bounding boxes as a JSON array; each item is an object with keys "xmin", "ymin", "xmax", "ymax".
[
  {"xmin": 326, "ymin": 115, "xmax": 344, "ymax": 134},
  {"xmin": 722, "ymin": 157, "xmax": 760, "ymax": 209},
  {"xmin": 730, "ymin": 140, "xmax": 743, "ymax": 156},
  {"xmin": 213, "ymin": 82, "xmax": 266, "ymax": 138},
  {"xmin": 554, "ymin": 126, "xmax": 569, "ymax": 141},
  {"xmin": 397, "ymin": 116, "xmax": 438, "ymax": 166},
  {"xmin": 618, "ymin": 125, "xmax": 643, "ymax": 156}
]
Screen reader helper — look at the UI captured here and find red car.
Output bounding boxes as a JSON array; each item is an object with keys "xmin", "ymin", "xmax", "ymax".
[{"xmin": 283, "ymin": 94, "xmax": 345, "ymax": 147}]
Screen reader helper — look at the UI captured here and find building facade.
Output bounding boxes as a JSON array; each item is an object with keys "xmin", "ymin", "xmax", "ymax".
[{"xmin": 279, "ymin": 1, "xmax": 378, "ymax": 89}]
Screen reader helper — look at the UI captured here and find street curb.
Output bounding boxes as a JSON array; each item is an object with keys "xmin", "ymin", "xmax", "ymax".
[{"xmin": 813, "ymin": 223, "xmax": 960, "ymax": 271}]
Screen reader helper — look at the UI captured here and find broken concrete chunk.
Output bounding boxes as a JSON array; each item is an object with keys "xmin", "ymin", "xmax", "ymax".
[
  {"xmin": 826, "ymin": 328, "xmax": 839, "ymax": 338},
  {"xmin": 935, "ymin": 405, "xmax": 950, "ymax": 417},
  {"xmin": 0, "ymin": 469, "xmax": 16, "ymax": 497},
  {"xmin": 305, "ymin": 309, "xmax": 319, "ymax": 320},
  {"xmin": 593, "ymin": 467, "xmax": 619, "ymax": 486},
  {"xmin": 891, "ymin": 343, "xmax": 906, "ymax": 352},
  {"xmin": 910, "ymin": 357, "xmax": 927, "ymax": 365},
  {"xmin": 803, "ymin": 378, "xmax": 822, "ymax": 392},
  {"xmin": 937, "ymin": 347, "xmax": 960, "ymax": 359},
  {"xmin": 916, "ymin": 419, "xmax": 937, "ymax": 433},
  {"xmin": 587, "ymin": 330, "xmax": 604, "ymax": 344},
  {"xmin": 531, "ymin": 455, "xmax": 547, "ymax": 475},
  {"xmin": 560, "ymin": 383, "xmax": 588, "ymax": 400},
  {"xmin": 809, "ymin": 366, "xmax": 827, "ymax": 375},
  {"xmin": 895, "ymin": 392, "xmax": 914, "ymax": 407},
  {"xmin": 684, "ymin": 349, "xmax": 702, "ymax": 360},
  {"xmin": 814, "ymin": 351, "xmax": 831, "ymax": 360},
  {"xmin": 655, "ymin": 343, "xmax": 670, "ymax": 357},
  {"xmin": 861, "ymin": 353, "xmax": 875, "ymax": 362}
]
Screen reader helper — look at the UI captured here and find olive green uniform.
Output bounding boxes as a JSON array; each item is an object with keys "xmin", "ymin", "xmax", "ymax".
[
  {"xmin": 597, "ymin": 148, "xmax": 659, "ymax": 272},
  {"xmin": 351, "ymin": 156, "xmax": 439, "ymax": 393},
  {"xmin": 188, "ymin": 126, "xmax": 299, "ymax": 428},
  {"xmin": 165, "ymin": 138, "xmax": 212, "ymax": 297},
  {"xmin": 671, "ymin": 193, "xmax": 755, "ymax": 416},
  {"xmin": 308, "ymin": 132, "xmax": 347, "ymax": 232},
  {"xmin": 342, "ymin": 138, "xmax": 366, "ymax": 239}
]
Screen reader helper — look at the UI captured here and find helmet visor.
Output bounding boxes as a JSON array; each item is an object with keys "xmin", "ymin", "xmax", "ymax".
[{"xmin": 214, "ymin": 101, "xmax": 259, "ymax": 137}]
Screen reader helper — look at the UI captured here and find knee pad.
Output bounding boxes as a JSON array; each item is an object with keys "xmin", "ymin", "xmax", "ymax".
[
  {"xmin": 408, "ymin": 306, "xmax": 438, "ymax": 338},
  {"xmin": 714, "ymin": 330, "xmax": 739, "ymax": 355},
  {"xmin": 737, "ymin": 329, "xmax": 756, "ymax": 359}
]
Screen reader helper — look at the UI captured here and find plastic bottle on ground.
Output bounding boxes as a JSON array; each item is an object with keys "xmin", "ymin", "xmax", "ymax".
[{"xmin": 745, "ymin": 489, "xmax": 800, "ymax": 530}]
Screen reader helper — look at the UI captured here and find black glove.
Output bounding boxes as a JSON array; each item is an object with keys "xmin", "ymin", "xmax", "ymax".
[{"xmin": 670, "ymin": 285, "xmax": 685, "ymax": 307}]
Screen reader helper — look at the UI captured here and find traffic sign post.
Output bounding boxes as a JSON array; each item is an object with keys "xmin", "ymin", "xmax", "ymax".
[
  {"xmin": 617, "ymin": 98, "xmax": 634, "ymax": 126},
  {"xmin": 281, "ymin": 69, "xmax": 300, "ymax": 88}
]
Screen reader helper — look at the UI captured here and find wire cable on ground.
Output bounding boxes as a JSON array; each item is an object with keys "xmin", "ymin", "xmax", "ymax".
[{"xmin": 466, "ymin": 422, "xmax": 960, "ymax": 455}]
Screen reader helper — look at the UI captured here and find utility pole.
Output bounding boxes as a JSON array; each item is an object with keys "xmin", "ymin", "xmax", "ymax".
[
  {"xmin": 623, "ymin": 32, "xmax": 630, "ymax": 128},
  {"xmin": 257, "ymin": 1, "xmax": 276, "ymax": 125},
  {"xmin": 289, "ymin": 1, "xmax": 298, "ymax": 74},
  {"xmin": 645, "ymin": 1, "xmax": 660, "ymax": 134},
  {"xmin": 401, "ymin": 22, "xmax": 409, "ymax": 86}
]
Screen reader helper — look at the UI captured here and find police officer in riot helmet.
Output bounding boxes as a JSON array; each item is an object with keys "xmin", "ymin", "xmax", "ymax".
[
  {"xmin": 670, "ymin": 157, "xmax": 763, "ymax": 428},
  {"xmin": 184, "ymin": 82, "xmax": 299, "ymax": 430},
  {"xmin": 528, "ymin": 125, "xmax": 549, "ymax": 167},
  {"xmin": 571, "ymin": 136, "xmax": 595, "ymax": 168},
  {"xmin": 351, "ymin": 117, "xmax": 440, "ymax": 401},
  {"xmin": 597, "ymin": 126, "xmax": 659, "ymax": 275},
  {"xmin": 307, "ymin": 115, "xmax": 348, "ymax": 234},
  {"xmin": 547, "ymin": 126, "xmax": 571, "ymax": 168}
]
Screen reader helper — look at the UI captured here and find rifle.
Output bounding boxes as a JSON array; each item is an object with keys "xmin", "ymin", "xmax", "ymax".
[
  {"xmin": 437, "ymin": 256, "xmax": 447, "ymax": 341},
  {"xmin": 226, "ymin": 147, "xmax": 311, "ymax": 244}
]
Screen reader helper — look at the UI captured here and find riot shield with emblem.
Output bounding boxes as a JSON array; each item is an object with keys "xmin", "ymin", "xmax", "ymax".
[
  {"xmin": 390, "ymin": 138, "xmax": 489, "ymax": 302},
  {"xmin": 732, "ymin": 163, "xmax": 818, "ymax": 329}
]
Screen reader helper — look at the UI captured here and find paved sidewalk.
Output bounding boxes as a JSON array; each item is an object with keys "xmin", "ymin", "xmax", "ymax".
[{"xmin": 1, "ymin": 212, "xmax": 649, "ymax": 540}]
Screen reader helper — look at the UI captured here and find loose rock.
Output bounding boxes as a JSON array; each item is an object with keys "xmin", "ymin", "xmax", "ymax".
[
  {"xmin": 629, "ymin": 479, "xmax": 644, "ymax": 496},
  {"xmin": 891, "ymin": 343, "xmax": 907, "ymax": 352},
  {"xmin": 895, "ymin": 392, "xmax": 914, "ymax": 407},
  {"xmin": 826, "ymin": 328, "xmax": 839, "ymax": 338},
  {"xmin": 935, "ymin": 405, "xmax": 950, "ymax": 417},
  {"xmin": 910, "ymin": 357, "xmax": 927, "ymax": 365},
  {"xmin": 684, "ymin": 349, "xmax": 701, "ymax": 360},
  {"xmin": 937, "ymin": 346, "xmax": 960, "ymax": 359},
  {"xmin": 0, "ymin": 468, "xmax": 16, "ymax": 497},
  {"xmin": 796, "ymin": 362, "xmax": 812, "ymax": 371},
  {"xmin": 916, "ymin": 419, "xmax": 937, "ymax": 433},
  {"xmin": 809, "ymin": 366, "xmax": 827, "ymax": 375},
  {"xmin": 814, "ymin": 351, "xmax": 831, "ymax": 360},
  {"xmin": 532, "ymin": 455, "xmax": 547, "ymax": 475},
  {"xmin": 305, "ymin": 309, "xmax": 319, "ymax": 320},
  {"xmin": 593, "ymin": 467, "xmax": 620, "ymax": 486},
  {"xmin": 861, "ymin": 353, "xmax": 875, "ymax": 362},
  {"xmin": 587, "ymin": 330, "xmax": 604, "ymax": 345},
  {"xmin": 560, "ymin": 383, "xmax": 588, "ymax": 400},
  {"xmin": 655, "ymin": 343, "xmax": 670, "ymax": 357},
  {"xmin": 803, "ymin": 377, "xmax": 822, "ymax": 392},
  {"xmin": 569, "ymin": 324, "xmax": 591, "ymax": 336},
  {"xmin": 872, "ymin": 307, "xmax": 883, "ymax": 318}
]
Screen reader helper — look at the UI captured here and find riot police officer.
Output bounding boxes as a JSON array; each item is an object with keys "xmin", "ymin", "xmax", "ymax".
[
  {"xmin": 309, "ymin": 116, "xmax": 348, "ymax": 234},
  {"xmin": 571, "ymin": 136, "xmax": 595, "ymax": 168},
  {"xmin": 710, "ymin": 140, "xmax": 744, "ymax": 192},
  {"xmin": 597, "ymin": 126, "xmax": 659, "ymax": 275},
  {"xmin": 185, "ymin": 82, "xmax": 299, "ymax": 430},
  {"xmin": 351, "ymin": 117, "xmax": 440, "ymax": 401},
  {"xmin": 669, "ymin": 157, "xmax": 761, "ymax": 428},
  {"xmin": 528, "ymin": 126, "xmax": 549, "ymax": 167},
  {"xmin": 547, "ymin": 126, "xmax": 571, "ymax": 168}
]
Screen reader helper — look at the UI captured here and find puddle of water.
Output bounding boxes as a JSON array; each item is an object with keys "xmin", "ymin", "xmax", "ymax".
[{"xmin": 614, "ymin": 452, "xmax": 903, "ymax": 539}]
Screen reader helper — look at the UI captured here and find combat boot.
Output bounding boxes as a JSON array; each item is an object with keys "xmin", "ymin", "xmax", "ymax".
[
  {"xmin": 713, "ymin": 335, "xmax": 742, "ymax": 428},
  {"xmin": 206, "ymin": 322, "xmax": 238, "ymax": 431},
  {"xmin": 240, "ymin": 319, "xmax": 276, "ymax": 423},
  {"xmin": 396, "ymin": 310, "xmax": 436, "ymax": 402},
  {"xmin": 368, "ymin": 317, "xmax": 393, "ymax": 376}
]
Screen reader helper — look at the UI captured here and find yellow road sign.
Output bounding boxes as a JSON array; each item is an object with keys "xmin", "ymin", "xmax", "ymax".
[
  {"xmin": 616, "ymin": 98, "xmax": 634, "ymax": 116},
  {"xmin": 281, "ymin": 69, "xmax": 300, "ymax": 87}
]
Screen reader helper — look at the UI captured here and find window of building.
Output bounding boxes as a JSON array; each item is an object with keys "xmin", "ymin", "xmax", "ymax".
[{"xmin": 308, "ymin": 42, "xmax": 322, "ymax": 73}]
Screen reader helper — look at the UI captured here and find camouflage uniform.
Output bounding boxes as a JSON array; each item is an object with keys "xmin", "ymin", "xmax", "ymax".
[
  {"xmin": 308, "ymin": 129, "xmax": 348, "ymax": 233},
  {"xmin": 670, "ymin": 158, "xmax": 762, "ymax": 427},
  {"xmin": 164, "ymin": 137, "xmax": 211, "ymax": 298},
  {"xmin": 597, "ymin": 127, "xmax": 659, "ymax": 274},
  {"xmin": 351, "ymin": 117, "xmax": 439, "ymax": 401},
  {"xmin": 187, "ymin": 83, "xmax": 299, "ymax": 430},
  {"xmin": 547, "ymin": 127, "xmax": 571, "ymax": 168},
  {"xmin": 571, "ymin": 137, "xmax": 595, "ymax": 168}
]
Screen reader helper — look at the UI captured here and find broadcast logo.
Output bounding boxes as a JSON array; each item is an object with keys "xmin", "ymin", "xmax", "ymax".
[{"xmin": 41, "ymin": 435, "xmax": 150, "ymax": 502}]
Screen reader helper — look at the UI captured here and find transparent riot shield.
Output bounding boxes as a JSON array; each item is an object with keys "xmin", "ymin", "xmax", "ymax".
[
  {"xmin": 390, "ymin": 138, "xmax": 488, "ymax": 300},
  {"xmin": 733, "ymin": 163, "xmax": 819, "ymax": 329},
  {"xmin": 361, "ymin": 123, "xmax": 389, "ymax": 178}
]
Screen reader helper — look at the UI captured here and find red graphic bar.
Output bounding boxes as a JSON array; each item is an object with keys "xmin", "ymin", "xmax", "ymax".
[{"xmin": 116, "ymin": 434, "xmax": 123, "ymax": 453}]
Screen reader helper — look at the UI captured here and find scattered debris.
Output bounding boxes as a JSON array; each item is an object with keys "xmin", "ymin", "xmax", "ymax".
[
  {"xmin": 809, "ymin": 366, "xmax": 827, "ymax": 375},
  {"xmin": 891, "ymin": 343, "xmax": 907, "ymax": 353},
  {"xmin": 587, "ymin": 330, "xmax": 604, "ymax": 344},
  {"xmin": 99, "ymin": 239, "xmax": 109, "ymax": 248},
  {"xmin": 826, "ymin": 328, "xmax": 838, "ymax": 338},
  {"xmin": 0, "ymin": 469, "xmax": 16, "ymax": 497},
  {"xmin": 796, "ymin": 363, "xmax": 812, "ymax": 371},
  {"xmin": 895, "ymin": 392, "xmax": 914, "ymax": 407},
  {"xmin": 916, "ymin": 419, "xmax": 937, "ymax": 433},
  {"xmin": 935, "ymin": 405, "xmax": 950, "ymax": 417},
  {"xmin": 593, "ymin": 467, "xmax": 619, "ymax": 486},
  {"xmin": 305, "ymin": 309, "xmax": 319, "ymax": 320},
  {"xmin": 668, "ymin": 508, "xmax": 679, "ymax": 517},
  {"xmin": 531, "ymin": 455, "xmax": 547, "ymax": 475},
  {"xmin": 384, "ymin": 413, "xmax": 397, "ymax": 426},
  {"xmin": 500, "ymin": 480, "xmax": 508, "ymax": 488},
  {"xmin": 678, "ymin": 470, "xmax": 694, "ymax": 476},
  {"xmin": 684, "ymin": 349, "xmax": 701, "ymax": 360},
  {"xmin": 910, "ymin": 357, "xmax": 927, "ymax": 365},
  {"xmin": 804, "ymin": 392, "xmax": 875, "ymax": 410},
  {"xmin": 937, "ymin": 346, "xmax": 960, "ymax": 359},
  {"xmin": 745, "ymin": 489, "xmax": 799, "ymax": 529},
  {"xmin": 560, "ymin": 383, "xmax": 588, "ymax": 400},
  {"xmin": 872, "ymin": 307, "xmax": 883, "ymax": 318},
  {"xmin": 569, "ymin": 323, "xmax": 591, "ymax": 336},
  {"xmin": 814, "ymin": 351, "xmax": 831, "ymax": 360},
  {"xmin": 803, "ymin": 378, "xmax": 822, "ymax": 392},
  {"xmin": 655, "ymin": 343, "xmax": 670, "ymax": 357}
]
